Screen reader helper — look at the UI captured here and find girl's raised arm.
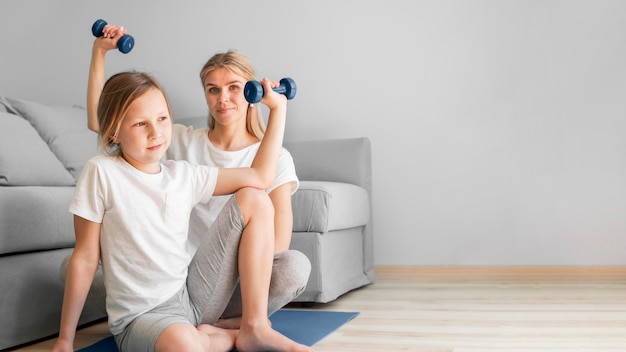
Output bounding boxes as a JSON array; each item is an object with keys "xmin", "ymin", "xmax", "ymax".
[{"xmin": 86, "ymin": 25, "xmax": 128, "ymax": 132}]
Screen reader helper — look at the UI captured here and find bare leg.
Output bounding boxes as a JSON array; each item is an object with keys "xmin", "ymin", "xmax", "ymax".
[
  {"xmin": 155, "ymin": 323, "xmax": 236, "ymax": 352},
  {"xmin": 234, "ymin": 188, "xmax": 313, "ymax": 352},
  {"xmin": 215, "ymin": 250, "xmax": 311, "ymax": 329}
]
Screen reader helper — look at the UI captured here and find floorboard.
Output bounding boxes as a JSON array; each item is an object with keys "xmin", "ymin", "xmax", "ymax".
[{"xmin": 11, "ymin": 266, "xmax": 626, "ymax": 351}]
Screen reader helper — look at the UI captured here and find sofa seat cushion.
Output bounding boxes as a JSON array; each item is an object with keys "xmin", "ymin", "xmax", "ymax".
[
  {"xmin": 292, "ymin": 181, "xmax": 369, "ymax": 233},
  {"xmin": 0, "ymin": 112, "xmax": 75, "ymax": 186},
  {"xmin": 1, "ymin": 97, "xmax": 99, "ymax": 181},
  {"xmin": 0, "ymin": 187, "xmax": 76, "ymax": 255}
]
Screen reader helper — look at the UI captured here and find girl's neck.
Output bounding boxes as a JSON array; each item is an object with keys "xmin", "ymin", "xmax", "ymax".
[
  {"xmin": 119, "ymin": 153, "xmax": 162, "ymax": 174},
  {"xmin": 208, "ymin": 124, "xmax": 259, "ymax": 151}
]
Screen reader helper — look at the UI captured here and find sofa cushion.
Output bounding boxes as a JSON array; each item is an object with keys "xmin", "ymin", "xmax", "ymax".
[
  {"xmin": 0, "ymin": 186, "xmax": 76, "ymax": 255},
  {"xmin": 292, "ymin": 181, "xmax": 370, "ymax": 233},
  {"xmin": 1, "ymin": 97, "xmax": 99, "ymax": 181},
  {"xmin": 0, "ymin": 112, "xmax": 75, "ymax": 186}
]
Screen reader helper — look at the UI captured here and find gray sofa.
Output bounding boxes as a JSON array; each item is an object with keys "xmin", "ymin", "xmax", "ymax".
[{"xmin": 0, "ymin": 96, "xmax": 374, "ymax": 350}]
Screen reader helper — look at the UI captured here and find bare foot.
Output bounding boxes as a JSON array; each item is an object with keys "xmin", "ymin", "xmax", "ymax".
[
  {"xmin": 197, "ymin": 324, "xmax": 238, "ymax": 352},
  {"xmin": 215, "ymin": 316, "xmax": 242, "ymax": 329},
  {"xmin": 235, "ymin": 321, "xmax": 313, "ymax": 352},
  {"xmin": 215, "ymin": 316, "xmax": 272, "ymax": 330}
]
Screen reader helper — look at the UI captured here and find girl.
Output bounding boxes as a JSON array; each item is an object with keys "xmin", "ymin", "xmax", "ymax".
[{"xmin": 52, "ymin": 71, "xmax": 312, "ymax": 352}]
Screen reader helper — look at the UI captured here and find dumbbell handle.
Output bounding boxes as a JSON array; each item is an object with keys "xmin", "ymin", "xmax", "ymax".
[
  {"xmin": 91, "ymin": 19, "xmax": 135, "ymax": 54},
  {"xmin": 244, "ymin": 77, "xmax": 297, "ymax": 104}
]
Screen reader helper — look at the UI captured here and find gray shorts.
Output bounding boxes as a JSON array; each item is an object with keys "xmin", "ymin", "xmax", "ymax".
[
  {"xmin": 114, "ymin": 285, "xmax": 197, "ymax": 352},
  {"xmin": 99, "ymin": 194, "xmax": 310, "ymax": 351}
]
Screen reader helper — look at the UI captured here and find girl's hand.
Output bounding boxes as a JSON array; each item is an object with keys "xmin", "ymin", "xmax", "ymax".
[
  {"xmin": 94, "ymin": 24, "xmax": 127, "ymax": 52},
  {"xmin": 50, "ymin": 339, "xmax": 74, "ymax": 352},
  {"xmin": 259, "ymin": 77, "xmax": 287, "ymax": 111}
]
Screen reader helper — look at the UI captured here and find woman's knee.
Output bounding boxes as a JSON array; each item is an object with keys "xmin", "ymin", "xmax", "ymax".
[
  {"xmin": 266, "ymin": 250, "xmax": 311, "ymax": 313},
  {"xmin": 235, "ymin": 187, "xmax": 273, "ymax": 220},
  {"xmin": 273, "ymin": 250, "xmax": 312, "ymax": 294}
]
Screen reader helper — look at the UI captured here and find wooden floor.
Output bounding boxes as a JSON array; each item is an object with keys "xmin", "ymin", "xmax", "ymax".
[{"xmin": 12, "ymin": 266, "xmax": 626, "ymax": 351}]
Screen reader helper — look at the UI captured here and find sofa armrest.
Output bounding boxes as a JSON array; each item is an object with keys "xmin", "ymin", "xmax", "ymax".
[
  {"xmin": 284, "ymin": 137, "xmax": 375, "ymax": 282},
  {"xmin": 292, "ymin": 181, "xmax": 370, "ymax": 233}
]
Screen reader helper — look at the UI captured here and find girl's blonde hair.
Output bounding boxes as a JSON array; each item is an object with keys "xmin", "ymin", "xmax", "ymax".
[
  {"xmin": 199, "ymin": 51, "xmax": 266, "ymax": 139},
  {"xmin": 98, "ymin": 71, "xmax": 171, "ymax": 155}
]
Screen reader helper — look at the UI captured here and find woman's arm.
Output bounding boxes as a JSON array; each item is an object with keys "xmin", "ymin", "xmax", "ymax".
[
  {"xmin": 214, "ymin": 79, "xmax": 287, "ymax": 195},
  {"xmin": 269, "ymin": 183, "xmax": 294, "ymax": 252},
  {"xmin": 51, "ymin": 216, "xmax": 101, "ymax": 352},
  {"xmin": 86, "ymin": 25, "xmax": 128, "ymax": 132}
]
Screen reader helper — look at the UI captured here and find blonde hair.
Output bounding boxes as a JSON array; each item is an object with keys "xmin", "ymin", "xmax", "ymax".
[
  {"xmin": 98, "ymin": 71, "xmax": 171, "ymax": 155},
  {"xmin": 199, "ymin": 51, "xmax": 266, "ymax": 139}
]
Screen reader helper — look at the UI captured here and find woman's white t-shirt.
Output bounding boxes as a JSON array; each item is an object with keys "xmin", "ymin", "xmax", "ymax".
[{"xmin": 166, "ymin": 124, "xmax": 299, "ymax": 249}]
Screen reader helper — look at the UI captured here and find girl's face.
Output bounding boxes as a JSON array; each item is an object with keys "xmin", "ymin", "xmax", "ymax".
[
  {"xmin": 114, "ymin": 88, "xmax": 172, "ymax": 174},
  {"xmin": 203, "ymin": 67, "xmax": 249, "ymax": 128}
]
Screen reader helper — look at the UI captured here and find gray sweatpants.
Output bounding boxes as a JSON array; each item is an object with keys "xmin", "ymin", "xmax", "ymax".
[{"xmin": 61, "ymin": 196, "xmax": 311, "ymax": 351}]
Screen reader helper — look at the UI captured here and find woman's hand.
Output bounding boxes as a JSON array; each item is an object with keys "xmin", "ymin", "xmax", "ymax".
[{"xmin": 258, "ymin": 77, "xmax": 287, "ymax": 111}]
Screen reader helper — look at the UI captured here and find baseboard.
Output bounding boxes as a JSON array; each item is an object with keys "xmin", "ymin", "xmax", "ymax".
[{"xmin": 374, "ymin": 265, "xmax": 626, "ymax": 278}]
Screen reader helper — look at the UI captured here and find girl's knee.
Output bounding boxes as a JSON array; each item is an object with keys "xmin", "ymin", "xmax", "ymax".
[{"xmin": 155, "ymin": 325, "xmax": 204, "ymax": 352}]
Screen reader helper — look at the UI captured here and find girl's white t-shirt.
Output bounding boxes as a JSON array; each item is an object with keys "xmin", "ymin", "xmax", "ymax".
[
  {"xmin": 166, "ymin": 124, "xmax": 299, "ymax": 248},
  {"xmin": 70, "ymin": 155, "xmax": 219, "ymax": 334}
]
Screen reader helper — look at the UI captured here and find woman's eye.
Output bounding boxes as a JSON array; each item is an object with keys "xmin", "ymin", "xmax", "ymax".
[
  {"xmin": 207, "ymin": 87, "xmax": 219, "ymax": 94},
  {"xmin": 230, "ymin": 85, "xmax": 240, "ymax": 91},
  {"xmin": 134, "ymin": 122, "xmax": 145, "ymax": 127}
]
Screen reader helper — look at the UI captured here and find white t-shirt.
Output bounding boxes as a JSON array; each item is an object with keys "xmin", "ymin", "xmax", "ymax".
[
  {"xmin": 166, "ymin": 124, "xmax": 299, "ymax": 248},
  {"xmin": 69, "ymin": 155, "xmax": 218, "ymax": 335}
]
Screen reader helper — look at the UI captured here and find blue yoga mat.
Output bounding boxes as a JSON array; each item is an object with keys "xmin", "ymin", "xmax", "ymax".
[{"xmin": 77, "ymin": 309, "xmax": 359, "ymax": 351}]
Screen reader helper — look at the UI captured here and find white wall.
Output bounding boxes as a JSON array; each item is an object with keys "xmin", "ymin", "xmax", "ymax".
[{"xmin": 2, "ymin": 0, "xmax": 626, "ymax": 265}]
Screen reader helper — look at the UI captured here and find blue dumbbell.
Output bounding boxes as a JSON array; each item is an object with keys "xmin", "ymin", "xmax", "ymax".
[
  {"xmin": 91, "ymin": 19, "xmax": 134, "ymax": 54},
  {"xmin": 244, "ymin": 77, "xmax": 297, "ymax": 104}
]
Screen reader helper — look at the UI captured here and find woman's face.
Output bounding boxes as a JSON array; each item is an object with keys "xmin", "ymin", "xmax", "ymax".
[{"xmin": 203, "ymin": 67, "xmax": 249, "ymax": 128}]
